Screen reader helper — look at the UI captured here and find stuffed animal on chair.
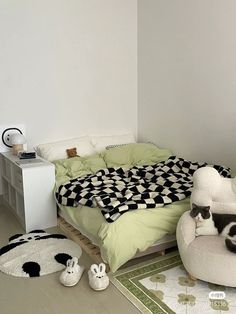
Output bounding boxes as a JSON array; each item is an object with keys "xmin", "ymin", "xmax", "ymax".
[{"xmin": 190, "ymin": 166, "xmax": 236, "ymax": 214}]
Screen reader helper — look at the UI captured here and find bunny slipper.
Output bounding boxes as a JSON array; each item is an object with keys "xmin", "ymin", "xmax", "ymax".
[
  {"xmin": 60, "ymin": 257, "xmax": 84, "ymax": 287},
  {"xmin": 88, "ymin": 263, "xmax": 109, "ymax": 291}
]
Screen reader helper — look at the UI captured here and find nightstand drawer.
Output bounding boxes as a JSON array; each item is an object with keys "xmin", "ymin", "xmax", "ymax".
[
  {"xmin": 13, "ymin": 167, "xmax": 23, "ymax": 192},
  {"xmin": 5, "ymin": 159, "xmax": 12, "ymax": 180},
  {"xmin": 16, "ymin": 193, "xmax": 25, "ymax": 222},
  {"xmin": 15, "ymin": 173, "xmax": 23, "ymax": 192}
]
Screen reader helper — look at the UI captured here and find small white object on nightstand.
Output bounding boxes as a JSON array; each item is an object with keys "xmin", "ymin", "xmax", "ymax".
[
  {"xmin": 0, "ymin": 152, "xmax": 57, "ymax": 232},
  {"xmin": 11, "ymin": 133, "xmax": 27, "ymax": 155}
]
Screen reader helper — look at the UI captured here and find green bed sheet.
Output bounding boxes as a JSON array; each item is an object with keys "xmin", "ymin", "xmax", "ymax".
[{"xmin": 54, "ymin": 143, "xmax": 190, "ymax": 272}]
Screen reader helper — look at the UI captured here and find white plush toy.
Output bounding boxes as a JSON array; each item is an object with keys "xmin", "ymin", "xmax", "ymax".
[
  {"xmin": 190, "ymin": 167, "xmax": 236, "ymax": 213},
  {"xmin": 88, "ymin": 263, "xmax": 109, "ymax": 291},
  {"xmin": 60, "ymin": 257, "xmax": 84, "ymax": 287}
]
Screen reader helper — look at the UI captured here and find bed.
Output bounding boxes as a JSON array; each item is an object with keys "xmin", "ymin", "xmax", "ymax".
[{"xmin": 36, "ymin": 135, "xmax": 229, "ymax": 272}]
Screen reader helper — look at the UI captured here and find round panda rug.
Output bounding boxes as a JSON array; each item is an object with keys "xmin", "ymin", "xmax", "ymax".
[{"xmin": 0, "ymin": 230, "xmax": 82, "ymax": 277}]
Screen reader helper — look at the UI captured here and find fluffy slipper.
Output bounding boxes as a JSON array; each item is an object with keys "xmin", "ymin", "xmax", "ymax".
[
  {"xmin": 60, "ymin": 257, "xmax": 84, "ymax": 287},
  {"xmin": 88, "ymin": 263, "xmax": 109, "ymax": 291}
]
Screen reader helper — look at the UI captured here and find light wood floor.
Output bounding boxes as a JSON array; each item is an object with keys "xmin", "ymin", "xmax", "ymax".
[{"xmin": 0, "ymin": 203, "xmax": 140, "ymax": 314}]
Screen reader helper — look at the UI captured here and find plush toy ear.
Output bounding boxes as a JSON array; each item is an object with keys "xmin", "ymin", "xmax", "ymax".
[
  {"xmin": 66, "ymin": 259, "xmax": 72, "ymax": 268},
  {"xmin": 90, "ymin": 264, "xmax": 99, "ymax": 275},
  {"xmin": 71, "ymin": 257, "xmax": 78, "ymax": 267},
  {"xmin": 99, "ymin": 263, "xmax": 106, "ymax": 274},
  {"xmin": 9, "ymin": 234, "xmax": 23, "ymax": 242}
]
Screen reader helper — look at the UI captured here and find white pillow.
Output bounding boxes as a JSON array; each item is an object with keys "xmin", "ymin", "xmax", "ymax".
[
  {"xmin": 91, "ymin": 133, "xmax": 136, "ymax": 152},
  {"xmin": 36, "ymin": 136, "xmax": 96, "ymax": 161}
]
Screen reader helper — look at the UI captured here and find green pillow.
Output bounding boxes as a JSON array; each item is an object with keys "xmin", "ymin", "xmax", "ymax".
[
  {"xmin": 82, "ymin": 154, "xmax": 107, "ymax": 173},
  {"xmin": 102, "ymin": 143, "xmax": 172, "ymax": 168}
]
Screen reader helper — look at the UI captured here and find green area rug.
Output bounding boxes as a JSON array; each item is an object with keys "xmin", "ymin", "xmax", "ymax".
[{"xmin": 110, "ymin": 251, "xmax": 236, "ymax": 314}]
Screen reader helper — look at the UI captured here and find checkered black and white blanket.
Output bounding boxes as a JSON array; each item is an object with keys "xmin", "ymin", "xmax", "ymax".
[{"xmin": 55, "ymin": 156, "xmax": 230, "ymax": 222}]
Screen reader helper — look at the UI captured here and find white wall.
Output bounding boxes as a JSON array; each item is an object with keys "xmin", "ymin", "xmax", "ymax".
[
  {"xmin": 138, "ymin": 0, "xmax": 236, "ymax": 171},
  {"xmin": 0, "ymin": 0, "xmax": 137, "ymax": 149}
]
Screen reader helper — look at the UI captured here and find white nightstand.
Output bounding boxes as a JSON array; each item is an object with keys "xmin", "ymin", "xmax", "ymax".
[{"xmin": 0, "ymin": 152, "xmax": 57, "ymax": 232}]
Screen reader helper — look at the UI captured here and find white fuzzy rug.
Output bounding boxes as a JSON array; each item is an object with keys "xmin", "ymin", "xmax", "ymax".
[{"xmin": 0, "ymin": 230, "xmax": 82, "ymax": 277}]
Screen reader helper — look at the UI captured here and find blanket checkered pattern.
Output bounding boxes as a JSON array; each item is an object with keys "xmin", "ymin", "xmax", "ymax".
[{"xmin": 55, "ymin": 156, "xmax": 230, "ymax": 222}]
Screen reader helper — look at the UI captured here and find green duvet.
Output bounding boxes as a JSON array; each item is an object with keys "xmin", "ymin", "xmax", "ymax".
[{"xmin": 54, "ymin": 144, "xmax": 190, "ymax": 272}]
